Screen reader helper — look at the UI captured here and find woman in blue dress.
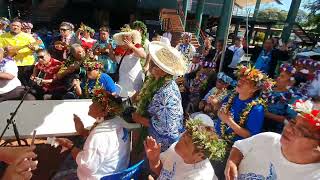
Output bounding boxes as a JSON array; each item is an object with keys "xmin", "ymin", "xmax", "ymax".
[
  {"xmin": 214, "ymin": 65, "xmax": 273, "ymax": 144},
  {"xmin": 132, "ymin": 41, "xmax": 187, "ymax": 152},
  {"xmin": 212, "ymin": 65, "xmax": 274, "ymax": 179},
  {"xmin": 263, "ymin": 63, "xmax": 301, "ymax": 133}
]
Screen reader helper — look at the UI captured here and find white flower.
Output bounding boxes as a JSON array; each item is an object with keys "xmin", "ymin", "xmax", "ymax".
[{"xmin": 293, "ymin": 100, "xmax": 313, "ymax": 114}]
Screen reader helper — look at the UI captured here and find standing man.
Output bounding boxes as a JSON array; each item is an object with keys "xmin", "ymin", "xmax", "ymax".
[
  {"xmin": 93, "ymin": 26, "xmax": 117, "ymax": 80},
  {"xmin": 0, "ymin": 19, "xmax": 37, "ymax": 86},
  {"xmin": 50, "ymin": 22, "xmax": 79, "ymax": 61},
  {"xmin": 227, "ymin": 36, "xmax": 245, "ymax": 70},
  {"xmin": 251, "ymin": 38, "xmax": 289, "ymax": 78}
]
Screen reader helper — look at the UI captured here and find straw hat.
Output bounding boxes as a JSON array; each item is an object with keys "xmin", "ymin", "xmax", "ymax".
[
  {"xmin": 113, "ymin": 27, "xmax": 142, "ymax": 46},
  {"xmin": 148, "ymin": 41, "xmax": 187, "ymax": 76}
]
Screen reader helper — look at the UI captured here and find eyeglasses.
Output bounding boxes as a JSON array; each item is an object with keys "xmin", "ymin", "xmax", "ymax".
[
  {"xmin": 37, "ymin": 55, "xmax": 45, "ymax": 59},
  {"xmin": 286, "ymin": 120, "xmax": 319, "ymax": 140},
  {"xmin": 60, "ymin": 28, "xmax": 69, "ymax": 32}
]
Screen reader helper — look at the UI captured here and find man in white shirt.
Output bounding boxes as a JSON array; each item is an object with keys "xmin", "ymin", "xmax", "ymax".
[
  {"xmin": 0, "ymin": 47, "xmax": 35, "ymax": 102},
  {"xmin": 145, "ymin": 116, "xmax": 227, "ymax": 180},
  {"xmin": 227, "ymin": 37, "xmax": 245, "ymax": 69},
  {"xmin": 225, "ymin": 100, "xmax": 320, "ymax": 180},
  {"xmin": 163, "ymin": 29, "xmax": 172, "ymax": 42}
]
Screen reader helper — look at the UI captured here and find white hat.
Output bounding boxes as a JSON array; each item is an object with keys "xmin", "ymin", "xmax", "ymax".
[
  {"xmin": 148, "ymin": 41, "xmax": 187, "ymax": 76},
  {"xmin": 193, "ymin": 113, "xmax": 214, "ymax": 128},
  {"xmin": 113, "ymin": 28, "xmax": 142, "ymax": 46}
]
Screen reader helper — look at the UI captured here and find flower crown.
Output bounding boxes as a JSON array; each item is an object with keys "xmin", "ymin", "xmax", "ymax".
[
  {"xmin": 92, "ymin": 87, "xmax": 123, "ymax": 117},
  {"xmin": 79, "ymin": 23, "xmax": 95, "ymax": 34},
  {"xmin": 185, "ymin": 119, "xmax": 227, "ymax": 161},
  {"xmin": 291, "ymin": 100, "xmax": 320, "ymax": 130},
  {"xmin": 235, "ymin": 65, "xmax": 275, "ymax": 92},
  {"xmin": 120, "ymin": 26, "xmax": 133, "ymax": 33},
  {"xmin": 280, "ymin": 63, "xmax": 296, "ymax": 74},
  {"xmin": 83, "ymin": 61, "xmax": 103, "ymax": 70}
]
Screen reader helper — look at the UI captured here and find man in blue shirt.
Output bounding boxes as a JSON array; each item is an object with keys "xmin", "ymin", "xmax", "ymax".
[
  {"xmin": 251, "ymin": 39, "xmax": 289, "ymax": 78},
  {"xmin": 93, "ymin": 26, "xmax": 117, "ymax": 81},
  {"xmin": 73, "ymin": 61, "xmax": 117, "ymax": 98}
]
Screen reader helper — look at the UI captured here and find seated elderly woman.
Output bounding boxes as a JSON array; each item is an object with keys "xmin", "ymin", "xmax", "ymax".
[
  {"xmin": 212, "ymin": 65, "xmax": 274, "ymax": 179},
  {"xmin": 54, "ymin": 88, "xmax": 134, "ymax": 179},
  {"xmin": 199, "ymin": 72, "xmax": 234, "ymax": 117},
  {"xmin": 0, "ymin": 47, "xmax": 35, "ymax": 102},
  {"xmin": 132, "ymin": 41, "xmax": 187, "ymax": 152},
  {"xmin": 225, "ymin": 100, "xmax": 320, "ymax": 180},
  {"xmin": 263, "ymin": 64, "xmax": 301, "ymax": 133}
]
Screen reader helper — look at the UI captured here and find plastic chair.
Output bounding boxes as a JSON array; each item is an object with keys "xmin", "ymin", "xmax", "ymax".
[{"xmin": 100, "ymin": 160, "xmax": 145, "ymax": 180}]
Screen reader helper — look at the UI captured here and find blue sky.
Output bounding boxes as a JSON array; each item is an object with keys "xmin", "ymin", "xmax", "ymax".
[{"xmin": 249, "ymin": 0, "xmax": 311, "ymax": 12}]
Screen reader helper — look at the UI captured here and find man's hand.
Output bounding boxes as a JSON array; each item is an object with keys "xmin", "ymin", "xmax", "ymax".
[
  {"xmin": 144, "ymin": 136, "xmax": 161, "ymax": 163},
  {"xmin": 225, "ymin": 160, "xmax": 238, "ymax": 180},
  {"xmin": 2, "ymin": 158, "xmax": 38, "ymax": 180},
  {"xmin": 55, "ymin": 138, "xmax": 74, "ymax": 150},
  {"xmin": 1, "ymin": 146, "xmax": 37, "ymax": 165}
]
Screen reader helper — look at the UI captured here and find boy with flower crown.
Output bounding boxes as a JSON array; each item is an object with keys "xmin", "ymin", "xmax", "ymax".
[
  {"xmin": 145, "ymin": 117, "xmax": 227, "ymax": 180},
  {"xmin": 263, "ymin": 63, "xmax": 302, "ymax": 133},
  {"xmin": 225, "ymin": 100, "xmax": 320, "ymax": 180}
]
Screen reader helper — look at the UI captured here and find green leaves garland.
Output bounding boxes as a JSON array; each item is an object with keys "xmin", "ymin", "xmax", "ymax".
[
  {"xmin": 220, "ymin": 92, "xmax": 267, "ymax": 143},
  {"xmin": 136, "ymin": 75, "xmax": 172, "ymax": 118},
  {"xmin": 186, "ymin": 119, "xmax": 227, "ymax": 161}
]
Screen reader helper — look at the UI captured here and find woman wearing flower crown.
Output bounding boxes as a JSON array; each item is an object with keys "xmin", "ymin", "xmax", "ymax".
[
  {"xmin": 53, "ymin": 89, "xmax": 131, "ymax": 179},
  {"xmin": 263, "ymin": 63, "xmax": 302, "ymax": 133},
  {"xmin": 76, "ymin": 23, "xmax": 97, "ymax": 51},
  {"xmin": 212, "ymin": 65, "xmax": 273, "ymax": 179},
  {"xmin": 72, "ymin": 61, "xmax": 117, "ymax": 98},
  {"xmin": 225, "ymin": 100, "xmax": 320, "ymax": 180},
  {"xmin": 132, "ymin": 41, "xmax": 187, "ymax": 152},
  {"xmin": 108, "ymin": 26, "xmax": 146, "ymax": 98}
]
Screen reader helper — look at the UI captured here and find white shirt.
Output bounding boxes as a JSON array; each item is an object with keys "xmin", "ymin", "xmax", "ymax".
[
  {"xmin": 76, "ymin": 117, "xmax": 130, "ymax": 180},
  {"xmin": 163, "ymin": 32, "xmax": 172, "ymax": 42},
  {"xmin": 160, "ymin": 36, "xmax": 171, "ymax": 46},
  {"xmin": 116, "ymin": 50, "xmax": 144, "ymax": 98},
  {"xmin": 0, "ymin": 59, "xmax": 21, "ymax": 94},
  {"xmin": 228, "ymin": 45, "xmax": 245, "ymax": 68},
  {"xmin": 158, "ymin": 142, "xmax": 217, "ymax": 180},
  {"xmin": 234, "ymin": 132, "xmax": 320, "ymax": 180}
]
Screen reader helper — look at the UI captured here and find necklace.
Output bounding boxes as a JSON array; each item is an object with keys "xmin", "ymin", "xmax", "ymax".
[
  {"xmin": 220, "ymin": 92, "xmax": 266, "ymax": 143},
  {"xmin": 84, "ymin": 73, "xmax": 101, "ymax": 98}
]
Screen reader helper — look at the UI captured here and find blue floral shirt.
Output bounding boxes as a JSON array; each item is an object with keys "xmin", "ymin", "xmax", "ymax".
[
  {"xmin": 148, "ymin": 80, "xmax": 185, "ymax": 152},
  {"xmin": 263, "ymin": 90, "xmax": 300, "ymax": 133}
]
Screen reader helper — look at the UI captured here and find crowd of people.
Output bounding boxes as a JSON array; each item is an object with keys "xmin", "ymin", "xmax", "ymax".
[{"xmin": 0, "ymin": 16, "xmax": 319, "ymax": 180}]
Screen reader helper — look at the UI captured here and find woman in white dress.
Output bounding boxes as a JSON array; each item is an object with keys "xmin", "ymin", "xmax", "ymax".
[
  {"xmin": 109, "ymin": 27, "xmax": 146, "ymax": 98},
  {"xmin": 54, "ymin": 89, "xmax": 132, "ymax": 180}
]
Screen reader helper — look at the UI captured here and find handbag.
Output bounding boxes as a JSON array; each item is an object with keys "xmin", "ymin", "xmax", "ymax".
[{"xmin": 114, "ymin": 51, "xmax": 127, "ymax": 82}]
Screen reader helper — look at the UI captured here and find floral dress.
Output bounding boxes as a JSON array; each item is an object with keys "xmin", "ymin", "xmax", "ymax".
[
  {"xmin": 262, "ymin": 90, "xmax": 301, "ymax": 133},
  {"xmin": 148, "ymin": 80, "xmax": 184, "ymax": 152}
]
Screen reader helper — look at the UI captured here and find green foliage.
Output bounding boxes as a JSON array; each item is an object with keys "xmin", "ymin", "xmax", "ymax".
[
  {"xmin": 256, "ymin": 8, "xmax": 288, "ymax": 22},
  {"xmin": 303, "ymin": 0, "xmax": 320, "ymax": 34},
  {"xmin": 254, "ymin": 32, "xmax": 265, "ymax": 43}
]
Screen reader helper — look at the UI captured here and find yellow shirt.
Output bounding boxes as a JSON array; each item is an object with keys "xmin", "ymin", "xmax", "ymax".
[{"xmin": 0, "ymin": 32, "xmax": 36, "ymax": 66}]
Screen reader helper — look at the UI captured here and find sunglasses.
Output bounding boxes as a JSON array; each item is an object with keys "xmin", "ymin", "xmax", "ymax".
[
  {"xmin": 60, "ymin": 28, "xmax": 69, "ymax": 32},
  {"xmin": 37, "ymin": 55, "xmax": 45, "ymax": 59}
]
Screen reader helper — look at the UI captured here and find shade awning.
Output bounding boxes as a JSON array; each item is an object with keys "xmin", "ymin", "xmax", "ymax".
[{"xmin": 235, "ymin": 0, "xmax": 282, "ymax": 8}]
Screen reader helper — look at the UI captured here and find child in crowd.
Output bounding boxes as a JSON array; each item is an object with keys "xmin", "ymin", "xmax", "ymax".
[{"xmin": 199, "ymin": 72, "xmax": 234, "ymax": 118}]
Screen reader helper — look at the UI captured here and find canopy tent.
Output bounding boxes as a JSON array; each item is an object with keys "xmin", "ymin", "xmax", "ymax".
[{"xmin": 235, "ymin": 0, "xmax": 282, "ymax": 8}]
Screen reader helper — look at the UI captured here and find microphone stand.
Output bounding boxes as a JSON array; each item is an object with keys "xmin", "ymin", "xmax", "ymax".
[{"xmin": 0, "ymin": 72, "xmax": 41, "ymax": 146}]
